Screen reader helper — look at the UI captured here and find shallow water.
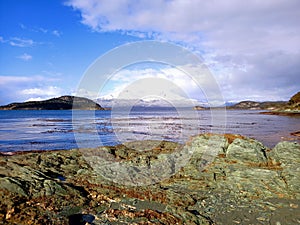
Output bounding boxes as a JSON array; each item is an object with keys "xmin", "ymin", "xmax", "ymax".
[{"xmin": 0, "ymin": 109, "xmax": 299, "ymax": 152}]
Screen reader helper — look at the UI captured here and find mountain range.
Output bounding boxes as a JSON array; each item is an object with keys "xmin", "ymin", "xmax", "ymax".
[{"xmin": 0, "ymin": 92, "xmax": 299, "ymax": 112}]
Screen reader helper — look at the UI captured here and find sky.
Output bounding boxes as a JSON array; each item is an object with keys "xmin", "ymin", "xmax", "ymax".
[{"xmin": 0, "ymin": 0, "xmax": 300, "ymax": 105}]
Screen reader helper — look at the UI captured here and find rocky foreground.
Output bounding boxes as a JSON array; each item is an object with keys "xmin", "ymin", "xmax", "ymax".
[{"xmin": 0, "ymin": 134, "xmax": 300, "ymax": 224}]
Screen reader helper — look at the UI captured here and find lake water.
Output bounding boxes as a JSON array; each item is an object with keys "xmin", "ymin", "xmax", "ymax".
[{"xmin": 0, "ymin": 109, "xmax": 299, "ymax": 152}]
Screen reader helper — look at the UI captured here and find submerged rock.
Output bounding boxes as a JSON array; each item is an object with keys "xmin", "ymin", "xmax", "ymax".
[{"xmin": 0, "ymin": 134, "xmax": 299, "ymax": 224}]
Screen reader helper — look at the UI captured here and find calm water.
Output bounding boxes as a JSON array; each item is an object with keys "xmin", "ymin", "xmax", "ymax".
[{"xmin": 0, "ymin": 109, "xmax": 299, "ymax": 152}]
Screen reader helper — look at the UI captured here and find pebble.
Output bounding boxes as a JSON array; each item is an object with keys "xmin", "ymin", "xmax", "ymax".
[
  {"xmin": 256, "ymin": 216, "xmax": 266, "ymax": 221},
  {"xmin": 290, "ymin": 203, "xmax": 298, "ymax": 208}
]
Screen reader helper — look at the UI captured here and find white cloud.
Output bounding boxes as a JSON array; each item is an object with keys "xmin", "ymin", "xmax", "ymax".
[
  {"xmin": 20, "ymin": 86, "xmax": 62, "ymax": 100},
  {"xmin": 19, "ymin": 23, "xmax": 26, "ymax": 30},
  {"xmin": 0, "ymin": 76, "xmax": 41, "ymax": 85},
  {"xmin": 17, "ymin": 53, "xmax": 32, "ymax": 61},
  {"xmin": 25, "ymin": 97, "xmax": 45, "ymax": 102},
  {"xmin": 98, "ymin": 65, "xmax": 211, "ymax": 105},
  {"xmin": 66, "ymin": 0, "xmax": 300, "ymax": 101},
  {"xmin": 52, "ymin": 30, "xmax": 62, "ymax": 37},
  {"xmin": 65, "ymin": 0, "xmax": 300, "ymax": 52},
  {"xmin": 39, "ymin": 27, "xmax": 48, "ymax": 33},
  {"xmin": 9, "ymin": 37, "xmax": 35, "ymax": 47},
  {"xmin": 42, "ymin": 70, "xmax": 63, "ymax": 76},
  {"xmin": 0, "ymin": 76, "xmax": 64, "ymax": 105},
  {"xmin": 19, "ymin": 24, "xmax": 62, "ymax": 37},
  {"xmin": 0, "ymin": 36, "xmax": 36, "ymax": 47}
]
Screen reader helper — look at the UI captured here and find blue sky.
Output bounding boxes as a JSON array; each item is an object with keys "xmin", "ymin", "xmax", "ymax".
[
  {"xmin": 0, "ymin": 0, "xmax": 142, "ymax": 104},
  {"xmin": 1, "ymin": 0, "xmax": 300, "ymax": 105}
]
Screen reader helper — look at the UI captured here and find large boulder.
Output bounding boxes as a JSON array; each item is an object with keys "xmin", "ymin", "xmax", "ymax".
[
  {"xmin": 226, "ymin": 137, "xmax": 268, "ymax": 163},
  {"xmin": 269, "ymin": 141, "xmax": 300, "ymax": 197}
]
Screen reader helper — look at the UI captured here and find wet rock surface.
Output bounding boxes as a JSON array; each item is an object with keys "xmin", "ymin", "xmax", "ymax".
[{"xmin": 0, "ymin": 134, "xmax": 300, "ymax": 224}]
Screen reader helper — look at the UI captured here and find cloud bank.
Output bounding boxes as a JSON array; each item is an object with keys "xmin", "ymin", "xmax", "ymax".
[
  {"xmin": 66, "ymin": 0, "xmax": 300, "ymax": 101},
  {"xmin": 97, "ymin": 65, "xmax": 206, "ymax": 106},
  {"xmin": 0, "ymin": 76, "xmax": 62, "ymax": 105}
]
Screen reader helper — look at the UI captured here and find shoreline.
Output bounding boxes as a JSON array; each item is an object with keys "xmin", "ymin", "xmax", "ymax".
[
  {"xmin": 259, "ymin": 111, "xmax": 300, "ymax": 116},
  {"xmin": 1, "ymin": 131, "xmax": 299, "ymax": 156}
]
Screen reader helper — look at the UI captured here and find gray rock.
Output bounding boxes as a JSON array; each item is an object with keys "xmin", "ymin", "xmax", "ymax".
[
  {"xmin": 271, "ymin": 141, "xmax": 300, "ymax": 165},
  {"xmin": 0, "ymin": 177, "xmax": 28, "ymax": 196},
  {"xmin": 226, "ymin": 137, "xmax": 268, "ymax": 163},
  {"xmin": 270, "ymin": 141, "xmax": 300, "ymax": 198}
]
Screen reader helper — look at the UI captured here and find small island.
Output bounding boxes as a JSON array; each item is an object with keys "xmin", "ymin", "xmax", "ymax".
[
  {"xmin": 193, "ymin": 105, "xmax": 207, "ymax": 110},
  {"xmin": 0, "ymin": 96, "xmax": 105, "ymax": 110}
]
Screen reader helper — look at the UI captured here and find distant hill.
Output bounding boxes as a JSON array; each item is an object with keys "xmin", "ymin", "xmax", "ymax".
[
  {"xmin": 228, "ymin": 101, "xmax": 286, "ymax": 110},
  {"xmin": 225, "ymin": 92, "xmax": 299, "ymax": 115},
  {"xmin": 193, "ymin": 100, "xmax": 286, "ymax": 110},
  {"xmin": 0, "ymin": 96, "xmax": 105, "ymax": 110},
  {"xmin": 193, "ymin": 106, "xmax": 207, "ymax": 110},
  {"xmin": 288, "ymin": 91, "xmax": 300, "ymax": 106},
  {"xmin": 228, "ymin": 92, "xmax": 300, "ymax": 112},
  {"xmin": 258, "ymin": 92, "xmax": 300, "ymax": 115}
]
